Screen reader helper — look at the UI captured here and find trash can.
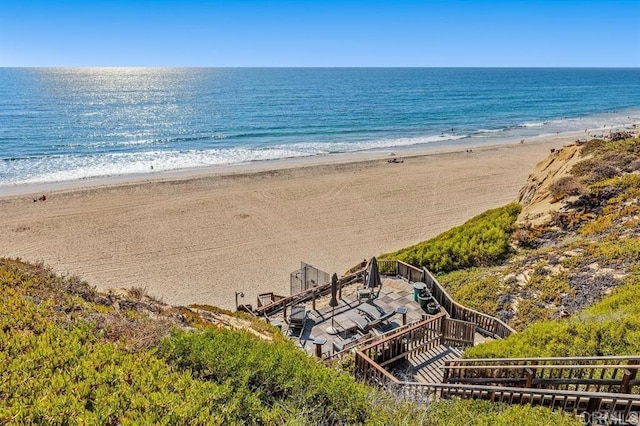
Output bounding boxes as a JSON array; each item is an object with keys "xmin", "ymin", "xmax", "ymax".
[
  {"xmin": 413, "ymin": 282, "xmax": 426, "ymax": 302},
  {"xmin": 426, "ymin": 301, "xmax": 440, "ymax": 315},
  {"xmin": 418, "ymin": 294, "xmax": 430, "ymax": 310}
]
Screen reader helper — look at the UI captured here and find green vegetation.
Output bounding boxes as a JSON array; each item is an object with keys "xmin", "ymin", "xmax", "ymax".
[
  {"xmin": 420, "ymin": 400, "xmax": 581, "ymax": 426},
  {"xmin": 0, "ymin": 258, "xmax": 578, "ymax": 424},
  {"xmin": 465, "ymin": 268, "xmax": 640, "ymax": 358},
  {"xmin": 462, "ymin": 137, "xmax": 640, "ymax": 356},
  {"xmin": 378, "ymin": 137, "xmax": 640, "ymax": 340},
  {"xmin": 436, "ymin": 269, "xmax": 505, "ymax": 316},
  {"xmin": 381, "ymin": 203, "xmax": 521, "ymax": 274},
  {"xmin": 7, "ymin": 138, "xmax": 640, "ymax": 424}
]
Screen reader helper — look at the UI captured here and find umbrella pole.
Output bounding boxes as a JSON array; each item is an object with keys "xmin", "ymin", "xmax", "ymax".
[
  {"xmin": 331, "ymin": 306, "xmax": 335, "ymax": 329},
  {"xmin": 326, "ymin": 272, "xmax": 340, "ymax": 335},
  {"xmin": 326, "ymin": 305, "xmax": 338, "ymax": 335}
]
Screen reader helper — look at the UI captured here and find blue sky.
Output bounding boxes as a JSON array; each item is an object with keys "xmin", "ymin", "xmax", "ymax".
[{"xmin": 1, "ymin": 0, "xmax": 638, "ymax": 67}]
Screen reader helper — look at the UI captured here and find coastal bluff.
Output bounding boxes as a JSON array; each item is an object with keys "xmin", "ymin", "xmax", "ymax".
[{"xmin": 517, "ymin": 143, "xmax": 585, "ymax": 227}]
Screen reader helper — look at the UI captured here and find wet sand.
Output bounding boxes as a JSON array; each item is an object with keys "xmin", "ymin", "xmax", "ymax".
[{"xmin": 0, "ymin": 135, "xmax": 574, "ymax": 310}]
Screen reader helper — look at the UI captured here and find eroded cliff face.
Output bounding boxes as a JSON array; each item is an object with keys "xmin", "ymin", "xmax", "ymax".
[{"xmin": 517, "ymin": 144, "xmax": 586, "ymax": 227}]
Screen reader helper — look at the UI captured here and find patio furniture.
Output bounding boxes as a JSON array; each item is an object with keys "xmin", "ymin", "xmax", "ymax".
[
  {"xmin": 288, "ymin": 304, "xmax": 309, "ymax": 337},
  {"xmin": 342, "ymin": 310, "xmax": 371, "ymax": 334},
  {"xmin": 357, "ymin": 302, "xmax": 395, "ymax": 324},
  {"xmin": 332, "ymin": 331, "xmax": 372, "ymax": 353},
  {"xmin": 357, "ymin": 287, "xmax": 373, "ymax": 302}
]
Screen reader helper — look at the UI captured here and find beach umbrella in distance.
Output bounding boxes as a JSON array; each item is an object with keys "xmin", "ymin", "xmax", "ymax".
[{"xmin": 327, "ymin": 273, "xmax": 339, "ymax": 334}]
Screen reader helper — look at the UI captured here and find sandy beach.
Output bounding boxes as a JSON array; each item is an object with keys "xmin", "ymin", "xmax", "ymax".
[{"xmin": 0, "ymin": 135, "xmax": 578, "ymax": 310}]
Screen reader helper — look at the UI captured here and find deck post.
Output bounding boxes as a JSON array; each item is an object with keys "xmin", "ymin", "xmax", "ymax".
[
  {"xmin": 439, "ymin": 317, "xmax": 447, "ymax": 345},
  {"xmin": 525, "ymin": 360, "xmax": 538, "ymax": 390},
  {"xmin": 443, "ymin": 361, "xmax": 451, "ymax": 382},
  {"xmin": 620, "ymin": 360, "xmax": 638, "ymax": 394},
  {"xmin": 584, "ymin": 397, "xmax": 602, "ymax": 426},
  {"xmin": 314, "ymin": 337, "xmax": 327, "ymax": 358},
  {"xmin": 312, "ymin": 288, "xmax": 316, "ymax": 311}
]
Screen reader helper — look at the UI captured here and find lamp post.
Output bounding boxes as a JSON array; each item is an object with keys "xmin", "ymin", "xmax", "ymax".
[{"xmin": 235, "ymin": 291, "xmax": 245, "ymax": 310}]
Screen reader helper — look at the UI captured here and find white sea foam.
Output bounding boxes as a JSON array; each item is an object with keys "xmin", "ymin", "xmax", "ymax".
[
  {"xmin": 519, "ymin": 121, "xmax": 546, "ymax": 128},
  {"xmin": 3, "ymin": 109, "xmax": 639, "ymax": 188},
  {"xmin": 476, "ymin": 128, "xmax": 505, "ymax": 134},
  {"xmin": 275, "ymin": 133, "xmax": 468, "ymax": 155},
  {"xmin": 0, "ymin": 133, "xmax": 471, "ymax": 186}
]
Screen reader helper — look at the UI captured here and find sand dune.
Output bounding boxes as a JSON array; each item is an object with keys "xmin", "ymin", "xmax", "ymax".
[{"xmin": 0, "ymin": 136, "xmax": 571, "ymax": 310}]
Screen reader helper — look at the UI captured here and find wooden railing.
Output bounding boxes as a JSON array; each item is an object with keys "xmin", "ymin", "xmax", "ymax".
[
  {"xmin": 254, "ymin": 267, "xmax": 366, "ymax": 316},
  {"xmin": 355, "ymin": 314, "xmax": 445, "ymax": 387},
  {"xmin": 422, "ymin": 267, "xmax": 515, "ymax": 339},
  {"xmin": 355, "ymin": 313, "xmax": 475, "ymax": 385},
  {"xmin": 379, "ymin": 260, "xmax": 515, "ymax": 339},
  {"xmin": 378, "ymin": 260, "xmax": 424, "ymax": 283},
  {"xmin": 444, "ymin": 356, "xmax": 640, "ymax": 394},
  {"xmin": 357, "ymin": 259, "xmax": 640, "ymax": 418},
  {"xmin": 390, "ymin": 382, "xmax": 640, "ymax": 420},
  {"xmin": 359, "ymin": 313, "xmax": 446, "ymax": 369},
  {"xmin": 377, "ymin": 259, "xmax": 399, "ymax": 276},
  {"xmin": 441, "ymin": 317, "xmax": 476, "ymax": 348},
  {"xmin": 256, "ymin": 292, "xmax": 286, "ymax": 309},
  {"xmin": 328, "ymin": 319, "xmax": 425, "ymax": 360},
  {"xmin": 355, "ymin": 350, "xmax": 400, "ymax": 388},
  {"xmin": 355, "ymin": 328, "xmax": 640, "ymax": 420}
]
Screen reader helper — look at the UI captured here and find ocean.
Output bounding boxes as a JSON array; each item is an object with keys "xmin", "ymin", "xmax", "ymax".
[{"xmin": 1, "ymin": 67, "xmax": 639, "ymax": 188}]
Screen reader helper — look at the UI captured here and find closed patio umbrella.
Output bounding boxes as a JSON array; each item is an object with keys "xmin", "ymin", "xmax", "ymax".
[
  {"xmin": 327, "ymin": 273, "xmax": 339, "ymax": 334},
  {"xmin": 366, "ymin": 257, "xmax": 381, "ymax": 291}
]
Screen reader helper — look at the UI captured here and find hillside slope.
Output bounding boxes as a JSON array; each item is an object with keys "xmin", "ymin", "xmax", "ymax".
[
  {"xmin": 0, "ymin": 258, "xmax": 580, "ymax": 424},
  {"xmin": 384, "ymin": 136, "xmax": 640, "ymax": 334}
]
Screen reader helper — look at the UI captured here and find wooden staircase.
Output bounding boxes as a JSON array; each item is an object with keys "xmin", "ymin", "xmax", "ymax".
[{"xmin": 350, "ymin": 260, "xmax": 640, "ymax": 423}]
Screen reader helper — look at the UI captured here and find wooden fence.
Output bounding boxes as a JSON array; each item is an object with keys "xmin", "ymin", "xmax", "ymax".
[
  {"xmin": 422, "ymin": 267, "xmax": 515, "ymax": 339},
  {"xmin": 354, "ymin": 319, "xmax": 640, "ymax": 419},
  {"xmin": 358, "ymin": 313, "xmax": 446, "ymax": 369},
  {"xmin": 378, "ymin": 259, "xmax": 424, "ymax": 283},
  {"xmin": 328, "ymin": 318, "xmax": 425, "ymax": 360},
  {"xmin": 355, "ymin": 313, "xmax": 474, "ymax": 386},
  {"xmin": 391, "ymin": 382, "xmax": 640, "ymax": 421},
  {"xmin": 354, "ymin": 315, "xmax": 443, "ymax": 389},
  {"xmin": 441, "ymin": 317, "xmax": 476, "ymax": 348},
  {"xmin": 378, "ymin": 259, "xmax": 515, "ymax": 339},
  {"xmin": 444, "ymin": 356, "xmax": 640, "ymax": 394},
  {"xmin": 254, "ymin": 267, "xmax": 365, "ymax": 316},
  {"xmin": 357, "ymin": 259, "xmax": 640, "ymax": 419}
]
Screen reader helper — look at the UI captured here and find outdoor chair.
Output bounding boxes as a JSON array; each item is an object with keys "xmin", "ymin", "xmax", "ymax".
[
  {"xmin": 357, "ymin": 304, "xmax": 395, "ymax": 333},
  {"xmin": 357, "ymin": 278, "xmax": 383, "ymax": 302},
  {"xmin": 342, "ymin": 310, "xmax": 372, "ymax": 334},
  {"xmin": 357, "ymin": 287, "xmax": 373, "ymax": 302},
  {"xmin": 288, "ymin": 304, "xmax": 309, "ymax": 337},
  {"xmin": 332, "ymin": 331, "xmax": 372, "ymax": 354},
  {"xmin": 357, "ymin": 302, "xmax": 395, "ymax": 325}
]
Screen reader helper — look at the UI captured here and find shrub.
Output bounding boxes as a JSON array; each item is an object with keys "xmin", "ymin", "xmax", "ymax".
[
  {"xmin": 465, "ymin": 270, "xmax": 640, "ymax": 359},
  {"xmin": 437, "ymin": 269, "xmax": 504, "ymax": 316},
  {"xmin": 380, "ymin": 203, "xmax": 522, "ymax": 273},
  {"xmin": 549, "ymin": 176, "xmax": 585, "ymax": 200},
  {"xmin": 512, "ymin": 226, "xmax": 540, "ymax": 249}
]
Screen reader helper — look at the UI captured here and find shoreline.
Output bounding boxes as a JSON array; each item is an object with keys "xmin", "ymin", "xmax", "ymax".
[
  {"xmin": 2, "ymin": 108, "xmax": 638, "ymax": 198},
  {"xmin": 0, "ymin": 129, "xmax": 602, "ymax": 199},
  {"xmin": 0, "ymin": 130, "xmax": 634, "ymax": 310}
]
